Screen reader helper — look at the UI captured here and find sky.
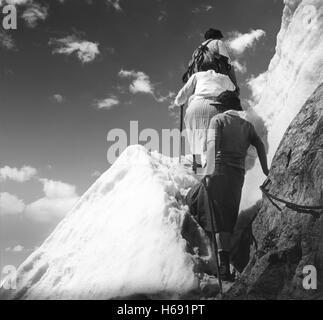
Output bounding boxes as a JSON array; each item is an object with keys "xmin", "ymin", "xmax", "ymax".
[{"xmin": 0, "ymin": 0, "xmax": 284, "ymax": 273}]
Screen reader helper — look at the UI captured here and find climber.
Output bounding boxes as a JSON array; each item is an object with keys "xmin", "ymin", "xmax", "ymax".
[
  {"xmin": 174, "ymin": 63, "xmax": 236, "ymax": 170},
  {"xmin": 182, "ymin": 28, "xmax": 239, "ymax": 94},
  {"xmin": 203, "ymin": 91, "xmax": 269, "ymax": 281}
]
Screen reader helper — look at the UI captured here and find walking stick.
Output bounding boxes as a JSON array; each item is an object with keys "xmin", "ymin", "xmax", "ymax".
[
  {"xmin": 179, "ymin": 104, "xmax": 184, "ymax": 164},
  {"xmin": 202, "ymin": 178, "xmax": 223, "ymax": 298}
]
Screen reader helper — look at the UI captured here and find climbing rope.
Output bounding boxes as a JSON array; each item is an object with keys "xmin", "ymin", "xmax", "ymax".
[{"xmin": 260, "ymin": 179, "xmax": 323, "ymax": 219}]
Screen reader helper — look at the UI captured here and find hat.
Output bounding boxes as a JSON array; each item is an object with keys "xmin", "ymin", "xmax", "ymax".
[{"xmin": 216, "ymin": 91, "xmax": 243, "ymax": 111}]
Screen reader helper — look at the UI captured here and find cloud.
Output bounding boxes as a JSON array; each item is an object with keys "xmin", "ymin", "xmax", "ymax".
[
  {"xmin": 247, "ymin": 72, "xmax": 268, "ymax": 105},
  {"xmin": 0, "ymin": 166, "xmax": 37, "ymax": 182},
  {"xmin": 25, "ymin": 179, "xmax": 79, "ymax": 223},
  {"xmin": 1, "ymin": 0, "xmax": 49, "ymax": 28},
  {"xmin": 39, "ymin": 178, "xmax": 77, "ymax": 198},
  {"xmin": 232, "ymin": 60, "xmax": 247, "ymax": 74},
  {"xmin": 95, "ymin": 96, "xmax": 119, "ymax": 110},
  {"xmin": 227, "ymin": 29, "xmax": 266, "ymax": 55},
  {"xmin": 49, "ymin": 35, "xmax": 100, "ymax": 64},
  {"xmin": 0, "ymin": 0, "xmax": 29, "ymax": 5},
  {"xmin": 91, "ymin": 170, "xmax": 101, "ymax": 178},
  {"xmin": 158, "ymin": 10, "xmax": 167, "ymax": 22},
  {"xmin": 118, "ymin": 69, "xmax": 175, "ymax": 104},
  {"xmin": 5, "ymin": 245, "xmax": 25, "ymax": 253},
  {"xmin": 155, "ymin": 91, "xmax": 176, "ymax": 103},
  {"xmin": 192, "ymin": 4, "xmax": 214, "ymax": 13},
  {"xmin": 0, "ymin": 31, "xmax": 16, "ymax": 50},
  {"xmin": 106, "ymin": 0, "xmax": 122, "ymax": 11},
  {"xmin": 21, "ymin": 2, "xmax": 48, "ymax": 28},
  {"xmin": 119, "ymin": 69, "xmax": 154, "ymax": 94},
  {"xmin": 52, "ymin": 94, "xmax": 64, "ymax": 104},
  {"xmin": 0, "ymin": 192, "xmax": 25, "ymax": 215}
]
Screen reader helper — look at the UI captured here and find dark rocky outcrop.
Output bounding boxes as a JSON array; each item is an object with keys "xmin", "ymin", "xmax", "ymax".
[{"xmin": 226, "ymin": 83, "xmax": 323, "ymax": 300}]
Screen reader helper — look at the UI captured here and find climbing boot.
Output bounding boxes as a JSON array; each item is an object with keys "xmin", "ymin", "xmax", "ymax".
[{"xmin": 219, "ymin": 251, "xmax": 234, "ymax": 282}]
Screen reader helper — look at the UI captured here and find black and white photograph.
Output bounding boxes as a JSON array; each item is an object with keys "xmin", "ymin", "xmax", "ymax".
[{"xmin": 0, "ymin": 0, "xmax": 322, "ymax": 305}]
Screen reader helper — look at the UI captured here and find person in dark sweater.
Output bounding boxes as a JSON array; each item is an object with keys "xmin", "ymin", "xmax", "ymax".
[{"xmin": 203, "ymin": 91, "xmax": 269, "ymax": 281}]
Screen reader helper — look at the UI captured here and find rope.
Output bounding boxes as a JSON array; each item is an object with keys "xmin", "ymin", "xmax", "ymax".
[{"xmin": 260, "ymin": 179, "xmax": 323, "ymax": 219}]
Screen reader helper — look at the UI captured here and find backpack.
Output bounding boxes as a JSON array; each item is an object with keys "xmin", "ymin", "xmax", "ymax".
[{"xmin": 182, "ymin": 39, "xmax": 232, "ymax": 83}]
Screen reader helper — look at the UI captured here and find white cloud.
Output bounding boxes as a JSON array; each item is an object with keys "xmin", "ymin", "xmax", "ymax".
[
  {"xmin": 106, "ymin": 0, "xmax": 122, "ymax": 11},
  {"xmin": 25, "ymin": 179, "xmax": 79, "ymax": 223},
  {"xmin": 0, "ymin": 192, "xmax": 25, "ymax": 215},
  {"xmin": 0, "ymin": 0, "xmax": 29, "ymax": 5},
  {"xmin": 5, "ymin": 245, "xmax": 25, "ymax": 252},
  {"xmin": 91, "ymin": 170, "xmax": 101, "ymax": 178},
  {"xmin": 158, "ymin": 10, "xmax": 167, "ymax": 22},
  {"xmin": 13, "ymin": 245, "xmax": 24, "ymax": 252},
  {"xmin": 118, "ymin": 69, "xmax": 175, "ymax": 104},
  {"xmin": 247, "ymin": 72, "xmax": 268, "ymax": 105},
  {"xmin": 228, "ymin": 29, "xmax": 266, "ymax": 55},
  {"xmin": 155, "ymin": 91, "xmax": 176, "ymax": 103},
  {"xmin": 0, "ymin": 32, "xmax": 16, "ymax": 50},
  {"xmin": 0, "ymin": 1, "xmax": 48, "ymax": 28},
  {"xmin": 119, "ymin": 69, "xmax": 154, "ymax": 94},
  {"xmin": 49, "ymin": 35, "xmax": 100, "ymax": 64},
  {"xmin": 21, "ymin": 2, "xmax": 48, "ymax": 28},
  {"xmin": 52, "ymin": 94, "xmax": 64, "ymax": 104},
  {"xmin": 40, "ymin": 178, "xmax": 77, "ymax": 198},
  {"xmin": 0, "ymin": 166, "xmax": 37, "ymax": 182},
  {"xmin": 95, "ymin": 96, "xmax": 119, "ymax": 110},
  {"xmin": 192, "ymin": 4, "xmax": 214, "ymax": 13},
  {"xmin": 232, "ymin": 60, "xmax": 247, "ymax": 74}
]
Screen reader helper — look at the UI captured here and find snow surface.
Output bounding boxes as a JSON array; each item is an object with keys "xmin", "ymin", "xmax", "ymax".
[
  {"xmin": 1, "ymin": 146, "xmax": 217, "ymax": 300},
  {"xmin": 241, "ymin": 0, "xmax": 323, "ymax": 208}
]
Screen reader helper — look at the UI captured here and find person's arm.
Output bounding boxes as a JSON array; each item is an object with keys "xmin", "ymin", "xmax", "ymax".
[
  {"xmin": 174, "ymin": 74, "xmax": 197, "ymax": 106},
  {"xmin": 217, "ymin": 40, "xmax": 231, "ymax": 62},
  {"xmin": 217, "ymin": 40, "xmax": 239, "ymax": 93},
  {"xmin": 223, "ymin": 74, "xmax": 237, "ymax": 92},
  {"xmin": 203, "ymin": 118, "xmax": 222, "ymax": 177},
  {"xmin": 228, "ymin": 67, "xmax": 239, "ymax": 94},
  {"xmin": 250, "ymin": 127, "xmax": 269, "ymax": 176}
]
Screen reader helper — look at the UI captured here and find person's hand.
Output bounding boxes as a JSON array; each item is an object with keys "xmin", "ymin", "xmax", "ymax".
[
  {"xmin": 260, "ymin": 177, "xmax": 271, "ymax": 190},
  {"xmin": 204, "ymin": 175, "xmax": 211, "ymax": 187}
]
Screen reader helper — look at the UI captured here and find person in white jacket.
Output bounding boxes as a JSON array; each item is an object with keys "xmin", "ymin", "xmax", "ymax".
[{"xmin": 174, "ymin": 63, "xmax": 236, "ymax": 167}]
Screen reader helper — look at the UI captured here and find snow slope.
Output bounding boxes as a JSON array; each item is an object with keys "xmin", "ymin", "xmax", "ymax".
[
  {"xmin": 242, "ymin": 0, "xmax": 323, "ymax": 208},
  {"xmin": 1, "ymin": 146, "xmax": 217, "ymax": 300}
]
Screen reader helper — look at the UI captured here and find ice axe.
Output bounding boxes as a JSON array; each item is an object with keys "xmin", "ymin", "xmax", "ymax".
[
  {"xmin": 202, "ymin": 177, "xmax": 224, "ymax": 298},
  {"xmin": 179, "ymin": 104, "xmax": 184, "ymax": 164}
]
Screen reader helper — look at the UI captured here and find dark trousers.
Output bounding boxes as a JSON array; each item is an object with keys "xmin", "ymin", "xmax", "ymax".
[{"xmin": 207, "ymin": 164, "xmax": 245, "ymax": 234}]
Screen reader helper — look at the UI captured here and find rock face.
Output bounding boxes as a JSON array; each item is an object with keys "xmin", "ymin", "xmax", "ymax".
[{"xmin": 227, "ymin": 83, "xmax": 323, "ymax": 300}]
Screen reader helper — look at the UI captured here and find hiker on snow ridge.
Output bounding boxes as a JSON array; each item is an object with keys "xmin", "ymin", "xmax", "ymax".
[
  {"xmin": 203, "ymin": 91, "xmax": 269, "ymax": 281},
  {"xmin": 174, "ymin": 63, "xmax": 236, "ymax": 168},
  {"xmin": 183, "ymin": 28, "xmax": 239, "ymax": 94}
]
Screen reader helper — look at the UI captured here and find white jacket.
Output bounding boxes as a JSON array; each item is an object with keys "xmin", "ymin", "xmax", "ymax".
[{"xmin": 175, "ymin": 70, "xmax": 236, "ymax": 106}]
